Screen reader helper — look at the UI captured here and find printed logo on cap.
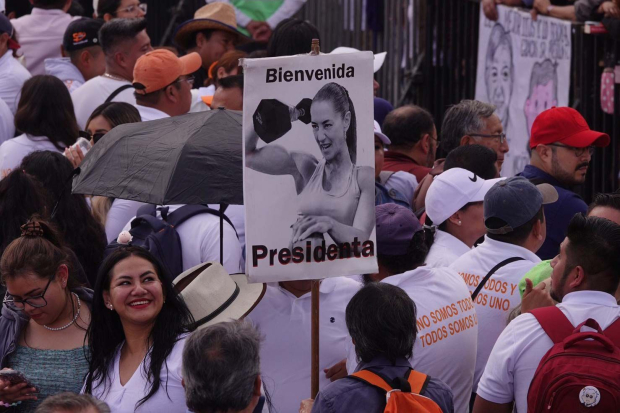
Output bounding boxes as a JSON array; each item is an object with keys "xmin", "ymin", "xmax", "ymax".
[
  {"xmin": 72, "ymin": 32, "xmax": 88, "ymax": 46},
  {"xmin": 579, "ymin": 386, "xmax": 600, "ymax": 407}
]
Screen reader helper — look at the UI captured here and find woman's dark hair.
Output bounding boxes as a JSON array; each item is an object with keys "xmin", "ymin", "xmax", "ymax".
[
  {"xmin": 1, "ymin": 217, "xmax": 79, "ymax": 291},
  {"xmin": 96, "ymin": 0, "xmax": 122, "ymax": 18},
  {"xmin": 373, "ymin": 232, "xmax": 427, "ymax": 281},
  {"xmin": 423, "ymin": 201, "xmax": 482, "ymax": 251},
  {"xmin": 0, "ymin": 170, "xmax": 50, "ymax": 257},
  {"xmin": 20, "ymin": 151, "xmax": 107, "ymax": 286},
  {"xmin": 444, "ymin": 144, "xmax": 498, "ymax": 179},
  {"xmin": 346, "ymin": 283, "xmax": 417, "ymax": 364},
  {"xmin": 84, "ymin": 246, "xmax": 194, "ymax": 408},
  {"xmin": 266, "ymin": 18, "xmax": 320, "ymax": 58},
  {"xmin": 86, "ymin": 102, "xmax": 142, "ymax": 131},
  {"xmin": 313, "ymin": 82, "xmax": 357, "ymax": 163},
  {"xmin": 14, "ymin": 75, "xmax": 79, "ymax": 150}
]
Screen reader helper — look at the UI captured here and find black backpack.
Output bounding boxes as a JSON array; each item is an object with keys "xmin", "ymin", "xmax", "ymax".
[{"xmin": 105, "ymin": 204, "xmax": 237, "ymax": 283}]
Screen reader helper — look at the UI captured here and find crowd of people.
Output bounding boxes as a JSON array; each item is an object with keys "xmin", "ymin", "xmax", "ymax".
[{"xmin": 1, "ymin": 1, "xmax": 620, "ymax": 413}]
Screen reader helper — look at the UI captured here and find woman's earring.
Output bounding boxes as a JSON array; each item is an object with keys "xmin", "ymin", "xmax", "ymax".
[
  {"xmin": 107, "ymin": 303, "xmax": 113, "ymax": 310},
  {"xmin": 458, "ymin": 221, "xmax": 462, "ymax": 225}
]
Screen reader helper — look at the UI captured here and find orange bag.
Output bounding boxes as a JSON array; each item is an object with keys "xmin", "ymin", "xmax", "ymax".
[{"xmin": 350, "ymin": 369, "xmax": 444, "ymax": 413}]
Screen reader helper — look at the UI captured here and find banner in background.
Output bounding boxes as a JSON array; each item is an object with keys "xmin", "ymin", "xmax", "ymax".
[
  {"xmin": 243, "ymin": 52, "xmax": 378, "ymax": 283},
  {"xmin": 475, "ymin": 5, "xmax": 572, "ymax": 177}
]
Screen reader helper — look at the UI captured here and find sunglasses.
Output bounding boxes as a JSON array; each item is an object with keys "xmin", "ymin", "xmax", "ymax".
[{"xmin": 79, "ymin": 130, "xmax": 106, "ymax": 144}]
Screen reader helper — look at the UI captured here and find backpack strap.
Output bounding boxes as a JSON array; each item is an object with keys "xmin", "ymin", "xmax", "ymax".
[
  {"xmin": 104, "ymin": 84, "xmax": 134, "ymax": 104},
  {"xmin": 378, "ymin": 170, "xmax": 396, "ymax": 185},
  {"xmin": 405, "ymin": 369, "xmax": 430, "ymax": 395},
  {"xmin": 350, "ymin": 370, "xmax": 393, "ymax": 393},
  {"xmin": 136, "ymin": 204, "xmax": 157, "ymax": 217},
  {"xmin": 471, "ymin": 257, "xmax": 525, "ymax": 301},
  {"xmin": 166, "ymin": 204, "xmax": 238, "ymax": 238},
  {"xmin": 601, "ymin": 317, "xmax": 620, "ymax": 344},
  {"xmin": 530, "ymin": 306, "xmax": 575, "ymax": 344}
]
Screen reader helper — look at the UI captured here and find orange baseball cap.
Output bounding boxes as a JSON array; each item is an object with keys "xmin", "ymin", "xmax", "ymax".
[{"xmin": 133, "ymin": 49, "xmax": 202, "ymax": 94}]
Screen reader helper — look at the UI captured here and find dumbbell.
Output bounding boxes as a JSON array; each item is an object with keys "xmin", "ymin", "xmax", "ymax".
[{"xmin": 253, "ymin": 98, "xmax": 313, "ymax": 143}]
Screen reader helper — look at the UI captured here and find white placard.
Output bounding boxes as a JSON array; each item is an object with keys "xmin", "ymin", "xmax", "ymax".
[
  {"xmin": 475, "ymin": 5, "xmax": 572, "ymax": 177},
  {"xmin": 243, "ymin": 52, "xmax": 378, "ymax": 283}
]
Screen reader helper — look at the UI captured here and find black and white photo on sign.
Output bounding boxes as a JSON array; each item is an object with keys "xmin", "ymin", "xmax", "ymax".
[
  {"xmin": 243, "ymin": 52, "xmax": 378, "ymax": 283},
  {"xmin": 475, "ymin": 4, "xmax": 571, "ymax": 177}
]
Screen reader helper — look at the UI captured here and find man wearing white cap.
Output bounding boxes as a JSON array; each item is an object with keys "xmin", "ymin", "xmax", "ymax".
[
  {"xmin": 449, "ymin": 176, "xmax": 557, "ymax": 406},
  {"xmin": 373, "ymin": 120, "xmax": 418, "ymax": 206},
  {"xmin": 425, "ymin": 168, "xmax": 504, "ymax": 268},
  {"xmin": 331, "ymin": 46, "xmax": 386, "ymax": 96}
]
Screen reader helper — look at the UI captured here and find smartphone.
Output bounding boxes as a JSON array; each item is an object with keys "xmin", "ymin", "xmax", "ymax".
[{"xmin": 0, "ymin": 370, "xmax": 37, "ymax": 391}]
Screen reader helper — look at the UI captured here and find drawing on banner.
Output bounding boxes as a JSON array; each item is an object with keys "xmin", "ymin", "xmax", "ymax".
[
  {"xmin": 243, "ymin": 52, "xmax": 378, "ymax": 283},
  {"xmin": 484, "ymin": 24, "xmax": 514, "ymax": 130},
  {"xmin": 475, "ymin": 5, "xmax": 571, "ymax": 177}
]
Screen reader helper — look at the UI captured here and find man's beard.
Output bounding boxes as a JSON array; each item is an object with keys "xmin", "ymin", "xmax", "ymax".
[{"xmin": 551, "ymin": 154, "xmax": 589, "ymax": 187}]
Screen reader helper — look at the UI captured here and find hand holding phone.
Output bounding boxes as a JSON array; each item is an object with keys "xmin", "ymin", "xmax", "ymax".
[{"xmin": 0, "ymin": 369, "xmax": 38, "ymax": 404}]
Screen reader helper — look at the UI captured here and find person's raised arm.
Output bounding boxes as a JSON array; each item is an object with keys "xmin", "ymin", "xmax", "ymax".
[{"xmin": 245, "ymin": 122, "xmax": 316, "ymax": 194}]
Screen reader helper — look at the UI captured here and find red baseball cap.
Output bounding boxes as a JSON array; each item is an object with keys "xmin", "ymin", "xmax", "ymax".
[
  {"xmin": 530, "ymin": 106, "xmax": 610, "ymax": 149},
  {"xmin": 133, "ymin": 49, "xmax": 201, "ymax": 94}
]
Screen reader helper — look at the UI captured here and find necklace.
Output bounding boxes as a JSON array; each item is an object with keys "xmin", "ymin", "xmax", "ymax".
[
  {"xmin": 102, "ymin": 72, "xmax": 127, "ymax": 82},
  {"xmin": 43, "ymin": 293, "xmax": 81, "ymax": 331}
]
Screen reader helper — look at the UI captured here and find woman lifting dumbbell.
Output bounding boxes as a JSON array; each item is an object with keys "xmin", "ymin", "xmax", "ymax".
[{"xmin": 245, "ymin": 82, "xmax": 375, "ymax": 248}]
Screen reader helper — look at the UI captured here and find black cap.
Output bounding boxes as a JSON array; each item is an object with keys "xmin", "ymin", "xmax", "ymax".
[{"xmin": 63, "ymin": 18, "xmax": 105, "ymax": 52}]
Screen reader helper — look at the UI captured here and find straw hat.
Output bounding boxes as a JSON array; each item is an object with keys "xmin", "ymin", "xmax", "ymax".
[
  {"xmin": 174, "ymin": 3, "xmax": 248, "ymax": 50},
  {"xmin": 173, "ymin": 261, "xmax": 265, "ymax": 330},
  {"xmin": 331, "ymin": 46, "xmax": 387, "ymax": 73}
]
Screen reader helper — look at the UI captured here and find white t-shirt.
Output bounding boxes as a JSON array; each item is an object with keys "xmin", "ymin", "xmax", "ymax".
[
  {"xmin": 88, "ymin": 335, "xmax": 188, "ymax": 413},
  {"xmin": 123, "ymin": 204, "xmax": 242, "ymax": 274},
  {"xmin": 384, "ymin": 170, "xmax": 418, "ymax": 204},
  {"xmin": 0, "ymin": 98, "xmax": 14, "ymax": 144},
  {"xmin": 346, "ymin": 267, "xmax": 477, "ymax": 413},
  {"xmin": 72, "ymin": 76, "xmax": 136, "ymax": 129},
  {"xmin": 247, "ymin": 277, "xmax": 361, "ymax": 413},
  {"xmin": 105, "ymin": 199, "xmax": 148, "ymax": 243},
  {"xmin": 137, "ymin": 105, "xmax": 170, "ymax": 122},
  {"xmin": 478, "ymin": 291, "xmax": 620, "ymax": 413},
  {"xmin": 0, "ymin": 134, "xmax": 63, "ymax": 172},
  {"xmin": 0, "ymin": 50, "xmax": 31, "ymax": 115},
  {"xmin": 425, "ymin": 230, "xmax": 471, "ymax": 268},
  {"xmin": 449, "ymin": 236, "xmax": 540, "ymax": 391}
]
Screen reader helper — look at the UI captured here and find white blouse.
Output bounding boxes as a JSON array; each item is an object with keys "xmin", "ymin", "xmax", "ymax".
[{"xmin": 87, "ymin": 335, "xmax": 188, "ymax": 413}]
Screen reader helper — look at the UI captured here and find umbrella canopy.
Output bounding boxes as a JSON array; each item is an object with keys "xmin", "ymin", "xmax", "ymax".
[{"xmin": 72, "ymin": 108, "xmax": 243, "ymax": 205}]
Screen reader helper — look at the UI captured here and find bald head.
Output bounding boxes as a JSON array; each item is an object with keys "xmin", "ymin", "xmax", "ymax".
[{"xmin": 382, "ymin": 105, "xmax": 435, "ymax": 150}]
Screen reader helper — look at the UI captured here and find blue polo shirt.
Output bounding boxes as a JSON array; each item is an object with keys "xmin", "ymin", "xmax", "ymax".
[{"xmin": 519, "ymin": 165, "xmax": 588, "ymax": 260}]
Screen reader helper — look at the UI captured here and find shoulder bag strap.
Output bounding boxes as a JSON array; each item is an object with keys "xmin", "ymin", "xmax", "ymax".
[
  {"xmin": 471, "ymin": 257, "xmax": 525, "ymax": 301},
  {"xmin": 530, "ymin": 306, "xmax": 575, "ymax": 344},
  {"xmin": 104, "ymin": 84, "xmax": 134, "ymax": 104}
]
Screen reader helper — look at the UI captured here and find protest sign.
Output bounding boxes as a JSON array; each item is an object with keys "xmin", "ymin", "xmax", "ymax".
[
  {"xmin": 242, "ymin": 52, "xmax": 378, "ymax": 283},
  {"xmin": 475, "ymin": 5, "xmax": 571, "ymax": 177}
]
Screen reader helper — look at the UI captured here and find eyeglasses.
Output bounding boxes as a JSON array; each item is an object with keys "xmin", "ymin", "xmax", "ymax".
[
  {"xmin": 470, "ymin": 132, "xmax": 507, "ymax": 144},
  {"xmin": 547, "ymin": 143, "xmax": 595, "ymax": 157},
  {"xmin": 79, "ymin": 130, "xmax": 106, "ymax": 144},
  {"xmin": 179, "ymin": 75, "xmax": 195, "ymax": 86},
  {"xmin": 3, "ymin": 275, "xmax": 55, "ymax": 311},
  {"xmin": 117, "ymin": 3, "xmax": 147, "ymax": 15}
]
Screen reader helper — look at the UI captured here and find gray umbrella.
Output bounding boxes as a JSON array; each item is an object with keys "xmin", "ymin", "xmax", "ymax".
[{"xmin": 72, "ymin": 108, "xmax": 243, "ymax": 205}]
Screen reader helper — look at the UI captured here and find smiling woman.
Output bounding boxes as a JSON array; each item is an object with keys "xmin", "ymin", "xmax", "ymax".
[
  {"xmin": 83, "ymin": 246, "xmax": 193, "ymax": 413},
  {"xmin": 0, "ymin": 218, "xmax": 92, "ymax": 412},
  {"xmin": 245, "ymin": 82, "xmax": 374, "ymax": 251}
]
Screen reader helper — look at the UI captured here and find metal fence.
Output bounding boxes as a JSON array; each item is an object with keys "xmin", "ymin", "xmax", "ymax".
[{"xmin": 300, "ymin": 0, "xmax": 620, "ymax": 201}]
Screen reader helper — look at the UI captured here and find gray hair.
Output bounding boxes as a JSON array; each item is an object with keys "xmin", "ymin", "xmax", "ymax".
[
  {"xmin": 35, "ymin": 393, "xmax": 110, "ymax": 413},
  {"xmin": 183, "ymin": 321, "xmax": 262, "ymax": 413},
  {"xmin": 440, "ymin": 99, "xmax": 496, "ymax": 153}
]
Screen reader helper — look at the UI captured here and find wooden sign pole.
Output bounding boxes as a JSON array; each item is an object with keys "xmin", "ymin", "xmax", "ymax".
[{"xmin": 310, "ymin": 38, "xmax": 321, "ymax": 400}]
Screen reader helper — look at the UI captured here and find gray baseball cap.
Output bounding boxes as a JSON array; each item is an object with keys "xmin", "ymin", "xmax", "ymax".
[{"xmin": 484, "ymin": 176, "xmax": 558, "ymax": 235}]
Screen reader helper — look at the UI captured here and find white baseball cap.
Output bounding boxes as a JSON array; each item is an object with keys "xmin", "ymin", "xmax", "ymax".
[
  {"xmin": 331, "ymin": 46, "xmax": 386, "ymax": 73},
  {"xmin": 426, "ymin": 168, "xmax": 505, "ymax": 225},
  {"xmin": 374, "ymin": 120, "xmax": 391, "ymax": 145}
]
